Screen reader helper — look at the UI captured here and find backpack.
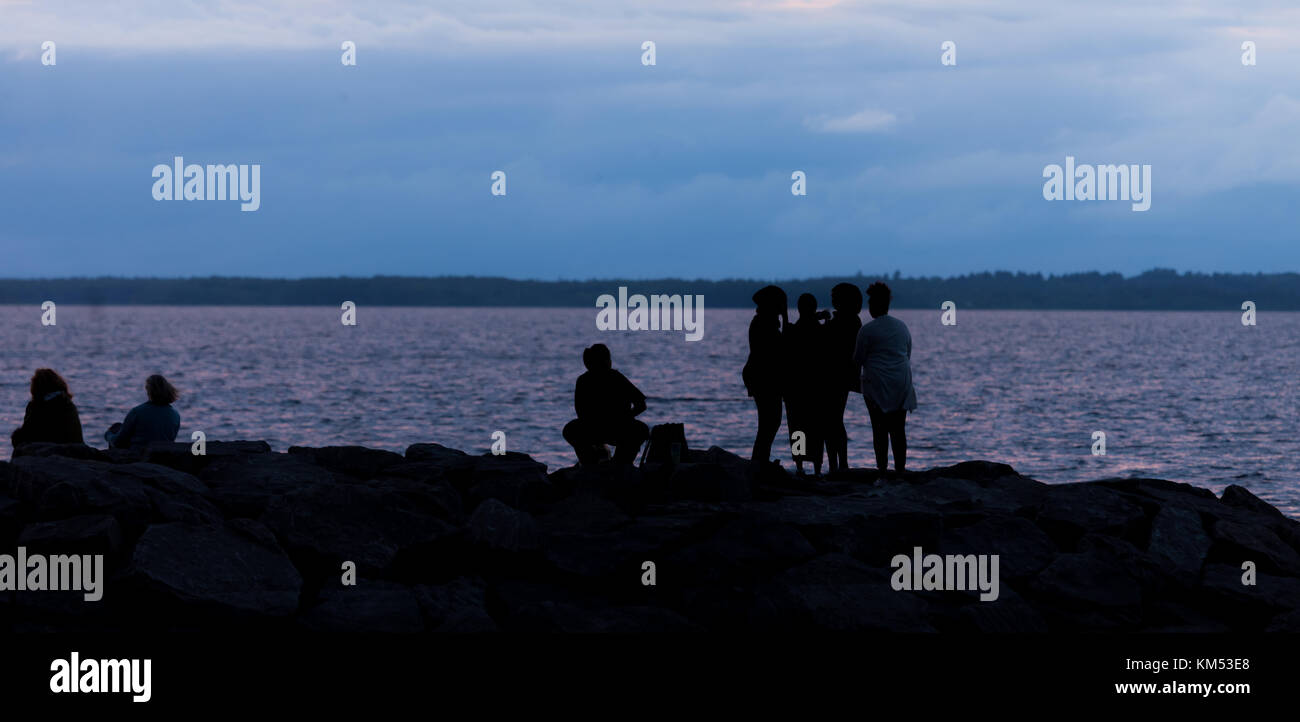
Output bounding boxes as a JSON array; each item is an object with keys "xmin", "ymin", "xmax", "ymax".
[{"xmin": 640, "ymin": 423, "xmax": 688, "ymax": 467}]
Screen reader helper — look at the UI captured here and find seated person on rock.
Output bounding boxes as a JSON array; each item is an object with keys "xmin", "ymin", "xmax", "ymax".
[
  {"xmin": 106, "ymin": 374, "xmax": 181, "ymax": 450},
  {"xmin": 11, "ymin": 368, "xmax": 84, "ymax": 450},
  {"xmin": 562, "ymin": 344, "xmax": 649, "ymax": 465}
]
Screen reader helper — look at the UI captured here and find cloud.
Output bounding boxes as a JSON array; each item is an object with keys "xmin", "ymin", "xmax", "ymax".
[{"xmin": 803, "ymin": 107, "xmax": 897, "ymax": 133}]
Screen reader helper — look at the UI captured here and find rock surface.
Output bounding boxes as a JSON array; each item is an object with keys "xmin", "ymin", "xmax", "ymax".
[{"xmin": 2, "ymin": 440, "xmax": 1298, "ymax": 632}]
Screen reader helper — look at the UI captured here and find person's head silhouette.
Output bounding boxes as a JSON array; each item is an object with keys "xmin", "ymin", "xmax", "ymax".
[
  {"xmin": 752, "ymin": 285, "xmax": 787, "ymax": 319},
  {"xmin": 30, "ymin": 368, "xmax": 72, "ymax": 401},
  {"xmin": 145, "ymin": 374, "xmax": 179, "ymax": 405},
  {"xmin": 866, "ymin": 281, "xmax": 892, "ymax": 318},
  {"xmin": 831, "ymin": 283, "xmax": 863, "ymax": 316},
  {"xmin": 797, "ymin": 293, "xmax": 818, "ymax": 320},
  {"xmin": 582, "ymin": 343, "xmax": 613, "ymax": 371}
]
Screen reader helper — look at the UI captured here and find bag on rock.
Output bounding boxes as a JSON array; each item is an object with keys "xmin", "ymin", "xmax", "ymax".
[{"xmin": 640, "ymin": 423, "xmax": 688, "ymax": 467}]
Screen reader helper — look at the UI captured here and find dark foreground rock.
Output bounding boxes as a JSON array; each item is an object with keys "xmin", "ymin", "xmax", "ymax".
[{"xmin": 2, "ymin": 440, "xmax": 1298, "ymax": 633}]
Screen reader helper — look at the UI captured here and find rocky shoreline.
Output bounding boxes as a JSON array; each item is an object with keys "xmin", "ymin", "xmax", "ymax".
[{"xmin": 2, "ymin": 440, "xmax": 1298, "ymax": 633}]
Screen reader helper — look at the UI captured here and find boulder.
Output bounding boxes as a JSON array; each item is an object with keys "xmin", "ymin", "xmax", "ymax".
[
  {"xmin": 1031, "ymin": 552, "xmax": 1142, "ymax": 622},
  {"xmin": 17, "ymin": 514, "xmax": 124, "ymax": 561},
  {"xmin": 199, "ymin": 452, "xmax": 337, "ymax": 518},
  {"xmin": 1199, "ymin": 563, "xmax": 1300, "ymax": 617},
  {"xmin": 545, "ymin": 505, "xmax": 728, "ymax": 579},
  {"xmin": 941, "ymin": 515, "xmax": 1056, "ymax": 580},
  {"xmin": 756, "ymin": 553, "xmax": 934, "ymax": 632},
  {"xmin": 413, "ymin": 578, "xmax": 498, "ymax": 632},
  {"xmin": 6, "ymin": 456, "xmax": 220, "ymax": 527},
  {"xmin": 404, "ymin": 443, "xmax": 475, "ymax": 470},
  {"xmin": 128, "ymin": 520, "xmax": 302, "ymax": 617},
  {"xmin": 536, "ymin": 493, "xmax": 631, "ymax": 535},
  {"xmin": 1034, "ymin": 483, "xmax": 1147, "ymax": 548},
  {"xmin": 1146, "ymin": 505, "xmax": 1211, "ymax": 576},
  {"xmin": 1221, "ymin": 484, "xmax": 1285, "ymax": 519},
  {"xmin": 144, "ymin": 440, "xmax": 271, "ymax": 476},
  {"xmin": 1209, "ymin": 518, "xmax": 1300, "ymax": 576},
  {"xmin": 665, "ymin": 516, "xmax": 816, "ymax": 584},
  {"xmin": 468, "ymin": 499, "xmax": 541, "ymax": 553},
  {"xmin": 768, "ymin": 493, "xmax": 942, "ymax": 566},
  {"xmin": 462, "ymin": 452, "xmax": 551, "ymax": 512},
  {"xmin": 668, "ymin": 461, "xmax": 751, "ymax": 502},
  {"xmin": 260, "ymin": 481, "xmax": 461, "ymax": 576},
  {"xmin": 301, "ymin": 580, "xmax": 424, "ymax": 633},
  {"xmin": 11, "ymin": 443, "xmax": 111, "ymax": 462},
  {"xmin": 956, "ymin": 588, "xmax": 1049, "ymax": 633},
  {"xmin": 288, "ymin": 445, "xmax": 406, "ymax": 479}
]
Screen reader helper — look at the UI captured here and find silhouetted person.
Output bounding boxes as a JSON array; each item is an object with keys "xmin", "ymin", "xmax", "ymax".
[
  {"xmin": 784, "ymin": 293, "xmax": 829, "ymax": 475},
  {"xmin": 562, "ymin": 344, "xmax": 649, "ymax": 465},
  {"xmin": 106, "ymin": 374, "xmax": 181, "ymax": 450},
  {"xmin": 823, "ymin": 283, "xmax": 863, "ymax": 473},
  {"xmin": 11, "ymin": 368, "xmax": 84, "ymax": 449},
  {"xmin": 853, "ymin": 282, "xmax": 916, "ymax": 472},
  {"xmin": 743, "ymin": 285, "xmax": 787, "ymax": 467}
]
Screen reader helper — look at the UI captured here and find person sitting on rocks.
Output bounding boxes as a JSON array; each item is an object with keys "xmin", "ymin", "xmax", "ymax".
[
  {"xmin": 11, "ymin": 368, "xmax": 84, "ymax": 450},
  {"xmin": 562, "ymin": 344, "xmax": 649, "ymax": 465},
  {"xmin": 106, "ymin": 374, "xmax": 181, "ymax": 450}
]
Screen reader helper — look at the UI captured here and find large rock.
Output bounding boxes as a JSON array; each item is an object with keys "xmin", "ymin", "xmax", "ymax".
[
  {"xmin": 1221, "ymin": 484, "xmax": 1285, "ymax": 520},
  {"xmin": 545, "ymin": 505, "xmax": 728, "ymax": 579},
  {"xmin": 1209, "ymin": 518, "xmax": 1300, "ymax": 576},
  {"xmin": 404, "ymin": 443, "xmax": 476, "ymax": 471},
  {"xmin": 11, "ymin": 443, "xmax": 111, "ymax": 462},
  {"xmin": 767, "ymin": 493, "xmax": 942, "ymax": 566},
  {"xmin": 1199, "ymin": 563, "xmax": 1300, "ymax": 621},
  {"xmin": 1034, "ymin": 483, "xmax": 1147, "ymax": 548},
  {"xmin": 755, "ymin": 553, "xmax": 934, "ymax": 632},
  {"xmin": 462, "ymin": 453, "xmax": 551, "ymax": 512},
  {"xmin": 17, "ymin": 514, "xmax": 124, "ymax": 561},
  {"xmin": 536, "ymin": 493, "xmax": 631, "ymax": 536},
  {"xmin": 1146, "ymin": 505, "xmax": 1211, "ymax": 576},
  {"xmin": 300, "ymin": 580, "xmax": 424, "ymax": 633},
  {"xmin": 941, "ymin": 516, "xmax": 1056, "ymax": 580},
  {"xmin": 413, "ymin": 578, "xmax": 498, "ymax": 632},
  {"xmin": 260, "ymin": 481, "xmax": 461, "ymax": 576},
  {"xmin": 199, "ymin": 452, "xmax": 337, "ymax": 518},
  {"xmin": 668, "ymin": 461, "xmax": 752, "ymax": 502},
  {"xmin": 468, "ymin": 499, "xmax": 541, "ymax": 553},
  {"xmin": 665, "ymin": 516, "xmax": 816, "ymax": 584},
  {"xmin": 144, "ymin": 440, "xmax": 272, "ymax": 476},
  {"xmin": 288, "ymin": 445, "xmax": 406, "ymax": 479},
  {"xmin": 6, "ymin": 456, "xmax": 220, "ymax": 527},
  {"xmin": 128, "ymin": 520, "xmax": 302, "ymax": 617},
  {"xmin": 956, "ymin": 588, "xmax": 1049, "ymax": 633},
  {"xmin": 1031, "ymin": 552, "xmax": 1142, "ymax": 628}
]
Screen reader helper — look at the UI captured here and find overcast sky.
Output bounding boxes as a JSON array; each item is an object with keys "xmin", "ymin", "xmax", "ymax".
[{"xmin": 2, "ymin": 0, "xmax": 1298, "ymax": 279}]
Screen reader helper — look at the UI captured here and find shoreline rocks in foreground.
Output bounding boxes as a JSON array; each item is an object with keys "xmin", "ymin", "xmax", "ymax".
[{"xmin": 1, "ymin": 440, "xmax": 1297, "ymax": 633}]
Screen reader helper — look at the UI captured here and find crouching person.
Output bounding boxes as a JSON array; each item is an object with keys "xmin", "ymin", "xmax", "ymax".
[{"xmin": 562, "ymin": 344, "xmax": 649, "ymax": 465}]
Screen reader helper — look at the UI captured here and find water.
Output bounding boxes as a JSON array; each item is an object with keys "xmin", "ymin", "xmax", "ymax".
[{"xmin": 2, "ymin": 306, "xmax": 1296, "ymax": 517}]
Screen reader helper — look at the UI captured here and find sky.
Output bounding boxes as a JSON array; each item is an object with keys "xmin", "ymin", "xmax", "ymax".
[{"xmin": 1, "ymin": 0, "xmax": 1299, "ymax": 280}]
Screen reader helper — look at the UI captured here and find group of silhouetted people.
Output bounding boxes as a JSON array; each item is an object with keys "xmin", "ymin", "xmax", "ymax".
[
  {"xmin": 10, "ymin": 369, "xmax": 182, "ymax": 452},
  {"xmin": 560, "ymin": 280, "xmax": 915, "ymax": 476},
  {"xmin": 744, "ymin": 280, "xmax": 915, "ymax": 475}
]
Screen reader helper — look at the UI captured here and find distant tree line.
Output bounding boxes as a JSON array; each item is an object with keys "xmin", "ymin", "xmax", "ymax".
[{"xmin": 0, "ymin": 269, "xmax": 1297, "ymax": 310}]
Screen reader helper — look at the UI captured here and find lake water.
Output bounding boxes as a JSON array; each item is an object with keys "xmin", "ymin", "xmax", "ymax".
[{"xmin": 2, "ymin": 306, "xmax": 1296, "ymax": 517}]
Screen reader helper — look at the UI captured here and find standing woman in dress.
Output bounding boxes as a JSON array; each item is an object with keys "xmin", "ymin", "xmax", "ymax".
[
  {"xmin": 853, "ymin": 282, "xmax": 916, "ymax": 472},
  {"xmin": 743, "ymin": 285, "xmax": 788, "ymax": 468}
]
